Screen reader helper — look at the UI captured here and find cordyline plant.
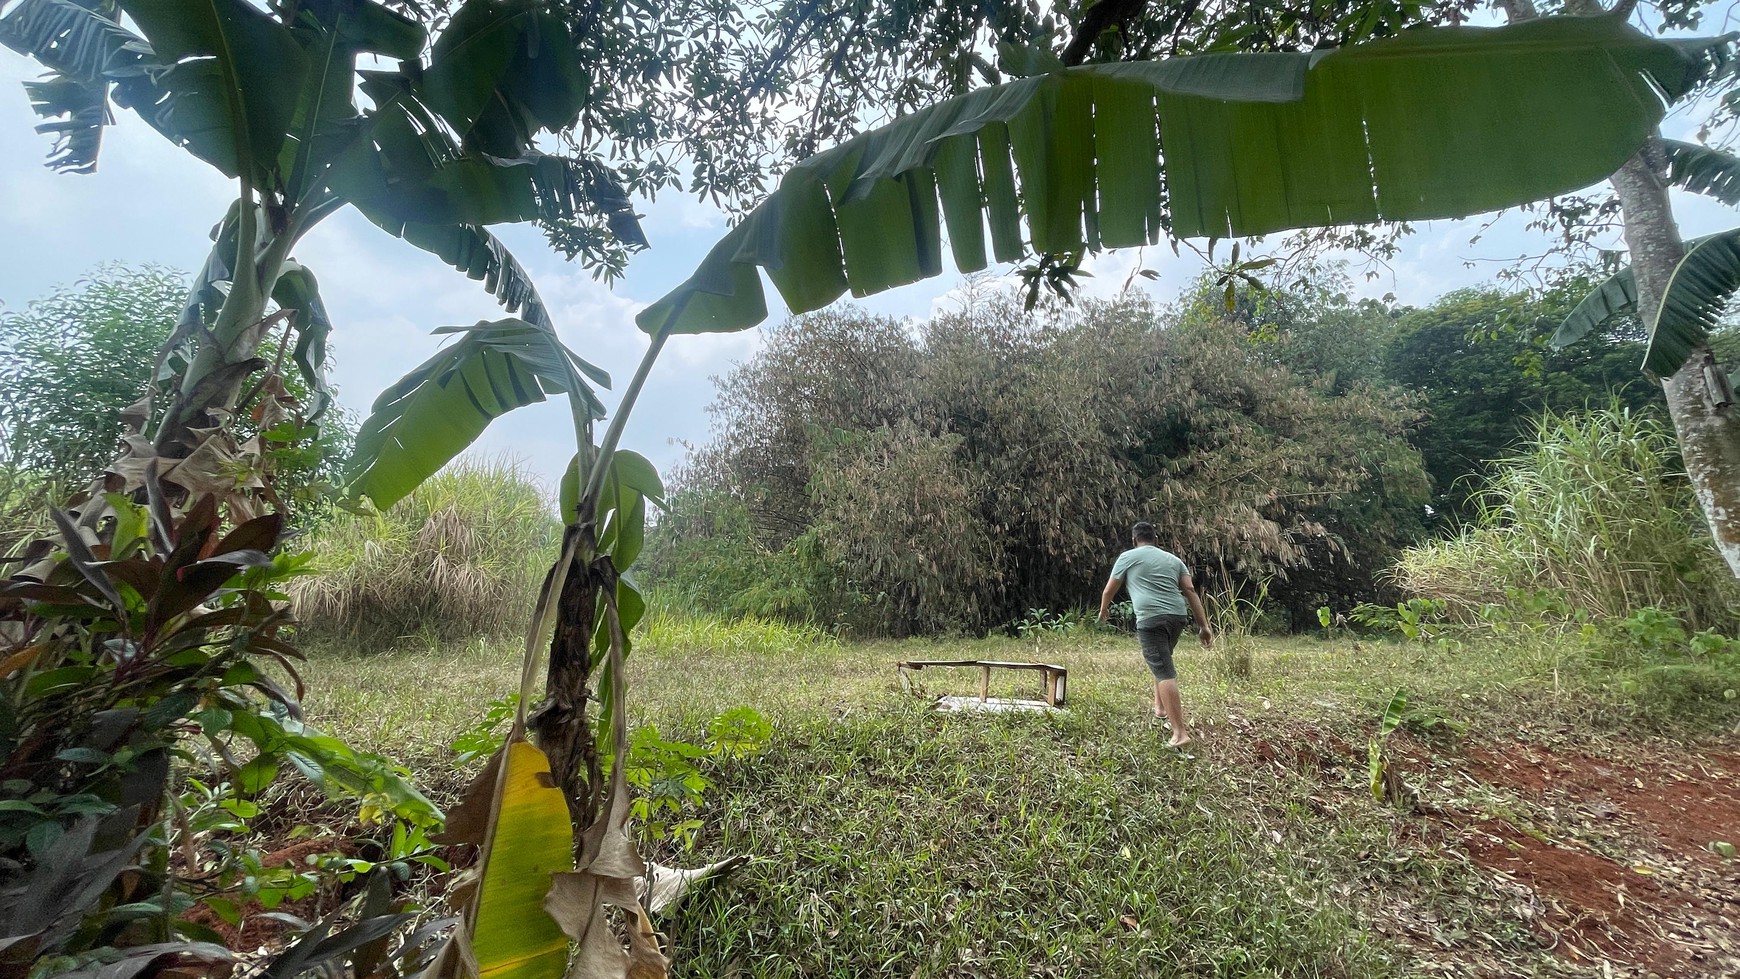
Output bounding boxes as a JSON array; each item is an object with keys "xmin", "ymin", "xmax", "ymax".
[{"xmin": 1, "ymin": 4, "xmax": 1731, "ymax": 979}]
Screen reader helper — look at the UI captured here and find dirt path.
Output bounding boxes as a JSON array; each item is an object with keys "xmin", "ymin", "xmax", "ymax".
[
  {"xmin": 1227, "ymin": 717, "xmax": 1740, "ymax": 977},
  {"xmin": 1451, "ymin": 739, "xmax": 1740, "ymax": 976}
]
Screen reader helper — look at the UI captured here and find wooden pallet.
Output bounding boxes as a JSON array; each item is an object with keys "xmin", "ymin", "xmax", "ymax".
[{"xmin": 895, "ymin": 659, "xmax": 1068, "ymax": 708}]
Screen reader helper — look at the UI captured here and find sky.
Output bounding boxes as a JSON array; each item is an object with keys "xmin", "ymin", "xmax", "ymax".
[{"xmin": 3, "ymin": 28, "xmax": 1739, "ymax": 496}]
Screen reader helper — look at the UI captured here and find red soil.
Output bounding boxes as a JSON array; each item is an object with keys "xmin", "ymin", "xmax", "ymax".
[
  {"xmin": 1459, "ymin": 741, "xmax": 1740, "ymax": 977},
  {"xmin": 1225, "ymin": 719, "xmax": 1740, "ymax": 975}
]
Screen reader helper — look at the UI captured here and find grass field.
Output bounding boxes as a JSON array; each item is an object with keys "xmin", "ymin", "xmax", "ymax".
[{"xmin": 301, "ymin": 619, "xmax": 1740, "ymax": 978}]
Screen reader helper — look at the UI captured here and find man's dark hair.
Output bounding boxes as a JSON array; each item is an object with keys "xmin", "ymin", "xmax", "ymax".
[{"xmin": 1132, "ymin": 521, "xmax": 1157, "ymax": 544}]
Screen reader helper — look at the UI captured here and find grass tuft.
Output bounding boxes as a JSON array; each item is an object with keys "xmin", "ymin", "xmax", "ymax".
[
  {"xmin": 1397, "ymin": 405, "xmax": 1739, "ymax": 631},
  {"xmin": 288, "ymin": 458, "xmax": 557, "ymax": 646}
]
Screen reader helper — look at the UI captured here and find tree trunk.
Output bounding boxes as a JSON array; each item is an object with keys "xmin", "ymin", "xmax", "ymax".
[
  {"xmin": 1610, "ymin": 151, "xmax": 1740, "ymax": 576},
  {"xmin": 1498, "ymin": 0, "xmax": 1740, "ymax": 577}
]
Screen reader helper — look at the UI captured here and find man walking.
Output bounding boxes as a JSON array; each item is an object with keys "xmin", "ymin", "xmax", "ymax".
[{"xmin": 1096, "ymin": 522, "xmax": 1212, "ymax": 748}]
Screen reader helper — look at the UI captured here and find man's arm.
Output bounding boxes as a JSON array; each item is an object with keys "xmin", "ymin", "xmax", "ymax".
[
  {"xmin": 1180, "ymin": 572, "xmax": 1213, "ymax": 646},
  {"xmin": 1097, "ymin": 576, "xmax": 1122, "ymax": 623}
]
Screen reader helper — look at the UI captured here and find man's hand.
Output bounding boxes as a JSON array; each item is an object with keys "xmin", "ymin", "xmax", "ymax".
[{"xmin": 1198, "ymin": 625, "xmax": 1214, "ymax": 647}]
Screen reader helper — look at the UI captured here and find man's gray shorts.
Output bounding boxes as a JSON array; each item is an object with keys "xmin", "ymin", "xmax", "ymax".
[{"xmin": 1137, "ymin": 616, "xmax": 1192, "ymax": 682}]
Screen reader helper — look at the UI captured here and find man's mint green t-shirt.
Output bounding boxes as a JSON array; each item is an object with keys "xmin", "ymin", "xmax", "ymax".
[{"xmin": 1111, "ymin": 545, "xmax": 1189, "ymax": 626}]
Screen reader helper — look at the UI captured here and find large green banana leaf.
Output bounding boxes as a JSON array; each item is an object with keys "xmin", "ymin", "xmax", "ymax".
[
  {"xmin": 0, "ymin": 0, "xmax": 306, "ymax": 178},
  {"xmin": 0, "ymin": 0, "xmax": 134, "ymax": 171},
  {"xmin": 1647, "ymin": 228, "xmax": 1740, "ymax": 376},
  {"xmin": 1664, "ymin": 139, "xmax": 1740, "ymax": 207},
  {"xmin": 116, "ymin": 0, "xmax": 309, "ymax": 180},
  {"xmin": 1, "ymin": 0, "xmax": 645, "ymax": 249},
  {"xmin": 1552, "ymin": 267, "xmax": 1638, "ymax": 350},
  {"xmin": 638, "ymin": 15, "xmax": 1704, "ymax": 338},
  {"xmin": 1554, "ymin": 229, "xmax": 1740, "ymax": 378},
  {"xmin": 346, "ymin": 318, "xmax": 608, "ymax": 509}
]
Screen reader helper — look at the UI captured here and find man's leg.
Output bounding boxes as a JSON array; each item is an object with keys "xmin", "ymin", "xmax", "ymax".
[{"xmin": 1157, "ymin": 679, "xmax": 1190, "ymax": 747}]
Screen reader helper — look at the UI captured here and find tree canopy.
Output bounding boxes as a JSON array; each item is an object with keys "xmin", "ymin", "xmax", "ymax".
[{"xmin": 651, "ymin": 287, "xmax": 1429, "ymax": 634}]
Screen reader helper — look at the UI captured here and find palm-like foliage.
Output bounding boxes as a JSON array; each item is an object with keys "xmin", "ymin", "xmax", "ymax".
[
  {"xmin": 0, "ymin": 0, "xmax": 643, "ymax": 507},
  {"xmin": 1555, "ymin": 142, "xmax": 1740, "ymax": 381},
  {"xmin": 639, "ymin": 16, "xmax": 1704, "ymax": 338}
]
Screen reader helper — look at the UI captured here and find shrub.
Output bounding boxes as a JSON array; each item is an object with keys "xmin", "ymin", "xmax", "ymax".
[
  {"xmin": 640, "ymin": 487, "xmax": 870, "ymax": 633},
  {"xmin": 666, "ymin": 291, "xmax": 1428, "ymax": 636},
  {"xmin": 288, "ymin": 458, "xmax": 557, "ymax": 644},
  {"xmin": 1396, "ymin": 405, "xmax": 1739, "ymax": 632}
]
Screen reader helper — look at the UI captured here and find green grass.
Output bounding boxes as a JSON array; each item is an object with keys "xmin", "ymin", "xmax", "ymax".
[
  {"xmin": 299, "ymin": 616, "xmax": 1740, "ymax": 978},
  {"xmin": 663, "ymin": 703, "xmax": 1392, "ymax": 978}
]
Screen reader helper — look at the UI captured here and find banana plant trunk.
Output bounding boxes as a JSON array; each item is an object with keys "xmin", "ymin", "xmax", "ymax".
[{"xmin": 530, "ymin": 536, "xmax": 606, "ymax": 831}]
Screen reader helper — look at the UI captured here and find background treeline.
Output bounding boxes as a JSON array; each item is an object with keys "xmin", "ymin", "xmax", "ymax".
[
  {"xmin": 0, "ymin": 265, "xmax": 1669, "ymax": 642},
  {"xmin": 642, "ymin": 273, "xmax": 1659, "ymax": 636}
]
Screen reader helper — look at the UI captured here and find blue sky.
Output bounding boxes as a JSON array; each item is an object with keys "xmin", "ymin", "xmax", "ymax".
[{"xmin": 3, "ymin": 37, "xmax": 1736, "ymax": 494}]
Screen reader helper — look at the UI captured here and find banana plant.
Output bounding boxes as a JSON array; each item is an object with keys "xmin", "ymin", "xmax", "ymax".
[
  {"xmin": 2, "ymin": 0, "xmax": 673, "ymax": 974},
  {"xmin": 637, "ymin": 15, "xmax": 1708, "ymax": 338},
  {"xmin": 0, "ymin": 0, "xmax": 642, "ymax": 515},
  {"xmin": 1554, "ymin": 139, "xmax": 1740, "ymax": 392}
]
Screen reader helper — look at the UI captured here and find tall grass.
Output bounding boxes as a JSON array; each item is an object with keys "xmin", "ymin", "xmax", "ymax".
[
  {"xmin": 288, "ymin": 458, "xmax": 557, "ymax": 645},
  {"xmin": 1396, "ymin": 406, "xmax": 1738, "ymax": 630}
]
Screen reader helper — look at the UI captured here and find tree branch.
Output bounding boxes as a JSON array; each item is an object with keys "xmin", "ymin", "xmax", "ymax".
[{"xmin": 1061, "ymin": 0, "xmax": 1150, "ymax": 67}]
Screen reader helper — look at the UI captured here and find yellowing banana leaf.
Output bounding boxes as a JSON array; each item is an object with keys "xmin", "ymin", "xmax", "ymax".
[
  {"xmin": 638, "ymin": 15, "xmax": 1708, "ymax": 338},
  {"xmin": 466, "ymin": 740, "xmax": 576, "ymax": 979}
]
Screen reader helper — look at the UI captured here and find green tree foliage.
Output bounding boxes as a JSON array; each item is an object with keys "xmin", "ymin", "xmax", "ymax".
[
  {"xmin": 0, "ymin": 266, "xmax": 354, "ymax": 523},
  {"xmin": 651, "ymin": 290, "xmax": 1428, "ymax": 635},
  {"xmin": 1381, "ymin": 287, "xmax": 1659, "ymax": 519},
  {"xmin": 0, "ymin": 266, "xmax": 184, "ymax": 485}
]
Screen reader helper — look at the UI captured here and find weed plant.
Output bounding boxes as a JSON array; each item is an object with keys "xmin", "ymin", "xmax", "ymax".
[
  {"xmin": 1208, "ymin": 578, "xmax": 1272, "ymax": 680},
  {"xmin": 1397, "ymin": 406, "xmax": 1739, "ymax": 631},
  {"xmin": 288, "ymin": 457, "xmax": 557, "ymax": 645}
]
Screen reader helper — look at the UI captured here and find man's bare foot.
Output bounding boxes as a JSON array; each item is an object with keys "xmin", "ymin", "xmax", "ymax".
[{"xmin": 1167, "ymin": 736, "xmax": 1193, "ymax": 749}]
